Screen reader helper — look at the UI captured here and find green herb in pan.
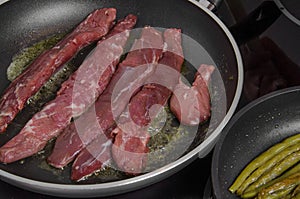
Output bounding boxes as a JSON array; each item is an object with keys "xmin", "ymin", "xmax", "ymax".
[{"xmin": 7, "ymin": 34, "xmax": 65, "ymax": 81}]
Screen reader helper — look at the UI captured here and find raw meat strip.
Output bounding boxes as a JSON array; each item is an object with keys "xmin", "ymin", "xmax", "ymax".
[
  {"xmin": 71, "ymin": 29, "xmax": 183, "ymax": 180},
  {"xmin": 0, "ymin": 14, "xmax": 136, "ymax": 164},
  {"xmin": 71, "ymin": 133, "xmax": 113, "ymax": 181},
  {"xmin": 128, "ymin": 29, "xmax": 184, "ymax": 126},
  {"xmin": 0, "ymin": 8, "xmax": 116, "ymax": 133},
  {"xmin": 170, "ymin": 64, "xmax": 215, "ymax": 126},
  {"xmin": 71, "ymin": 27, "xmax": 165, "ymax": 181},
  {"xmin": 112, "ymin": 29, "xmax": 184, "ymax": 174},
  {"xmin": 48, "ymin": 25, "xmax": 164, "ymax": 169}
]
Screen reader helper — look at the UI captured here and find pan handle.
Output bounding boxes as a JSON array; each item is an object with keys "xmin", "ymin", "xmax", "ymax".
[
  {"xmin": 193, "ymin": 0, "xmax": 282, "ymax": 45},
  {"xmin": 207, "ymin": 0, "xmax": 223, "ymax": 10},
  {"xmin": 229, "ymin": 1, "xmax": 282, "ymax": 45},
  {"xmin": 192, "ymin": 0, "xmax": 223, "ymax": 11}
]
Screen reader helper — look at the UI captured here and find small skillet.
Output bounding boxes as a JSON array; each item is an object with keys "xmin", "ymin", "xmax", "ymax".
[{"xmin": 212, "ymin": 86, "xmax": 300, "ymax": 198}]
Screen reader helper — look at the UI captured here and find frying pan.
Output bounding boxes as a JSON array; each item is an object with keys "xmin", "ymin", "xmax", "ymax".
[
  {"xmin": 212, "ymin": 86, "xmax": 300, "ymax": 198},
  {"xmin": 0, "ymin": 0, "xmax": 243, "ymax": 197}
]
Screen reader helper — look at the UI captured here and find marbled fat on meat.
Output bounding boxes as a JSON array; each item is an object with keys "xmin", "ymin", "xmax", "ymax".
[
  {"xmin": 0, "ymin": 13, "xmax": 134, "ymax": 164},
  {"xmin": 111, "ymin": 29, "xmax": 184, "ymax": 174},
  {"xmin": 70, "ymin": 27, "xmax": 164, "ymax": 181},
  {"xmin": 47, "ymin": 15, "xmax": 139, "ymax": 169},
  {"xmin": 170, "ymin": 64, "xmax": 215, "ymax": 126},
  {"xmin": 71, "ymin": 133, "xmax": 112, "ymax": 181},
  {"xmin": 0, "ymin": 8, "xmax": 116, "ymax": 133}
]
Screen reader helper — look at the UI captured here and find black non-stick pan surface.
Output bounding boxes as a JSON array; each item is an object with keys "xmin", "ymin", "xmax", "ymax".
[
  {"xmin": 212, "ymin": 86, "xmax": 300, "ymax": 198},
  {"xmin": 0, "ymin": 0, "xmax": 243, "ymax": 197}
]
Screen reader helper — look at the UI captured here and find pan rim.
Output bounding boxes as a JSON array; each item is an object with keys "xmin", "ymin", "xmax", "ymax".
[
  {"xmin": 0, "ymin": 0, "xmax": 244, "ymax": 197},
  {"xmin": 211, "ymin": 85, "xmax": 300, "ymax": 199}
]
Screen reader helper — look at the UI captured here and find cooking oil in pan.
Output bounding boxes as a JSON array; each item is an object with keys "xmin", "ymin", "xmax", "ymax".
[
  {"xmin": 2, "ymin": 32, "xmax": 224, "ymax": 184},
  {"xmin": 7, "ymin": 34, "xmax": 65, "ymax": 81}
]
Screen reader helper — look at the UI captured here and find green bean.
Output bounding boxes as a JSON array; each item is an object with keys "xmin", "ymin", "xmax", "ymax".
[
  {"xmin": 283, "ymin": 193, "xmax": 292, "ymax": 199},
  {"xmin": 237, "ymin": 144, "xmax": 300, "ymax": 195},
  {"xmin": 244, "ymin": 151, "xmax": 300, "ymax": 195},
  {"xmin": 242, "ymin": 163, "xmax": 300, "ymax": 198},
  {"xmin": 292, "ymin": 185, "xmax": 300, "ymax": 198},
  {"xmin": 258, "ymin": 186, "xmax": 294, "ymax": 199},
  {"xmin": 229, "ymin": 133, "xmax": 300, "ymax": 193},
  {"xmin": 291, "ymin": 193, "xmax": 300, "ymax": 199},
  {"xmin": 269, "ymin": 187, "xmax": 294, "ymax": 199},
  {"xmin": 256, "ymin": 172, "xmax": 300, "ymax": 199}
]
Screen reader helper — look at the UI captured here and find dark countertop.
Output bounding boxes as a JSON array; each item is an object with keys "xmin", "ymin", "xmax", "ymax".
[{"xmin": 0, "ymin": 1, "xmax": 234, "ymax": 199}]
